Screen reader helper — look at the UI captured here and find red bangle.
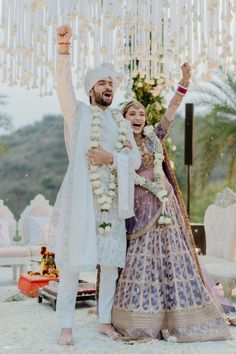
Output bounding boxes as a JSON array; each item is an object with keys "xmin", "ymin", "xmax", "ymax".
[{"xmin": 177, "ymin": 85, "xmax": 187, "ymax": 95}]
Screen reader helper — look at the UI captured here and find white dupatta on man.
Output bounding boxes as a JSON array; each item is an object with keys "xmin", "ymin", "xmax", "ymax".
[{"xmin": 48, "ymin": 54, "xmax": 141, "ymax": 273}]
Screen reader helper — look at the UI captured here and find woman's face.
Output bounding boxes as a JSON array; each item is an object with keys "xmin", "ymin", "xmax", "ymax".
[{"xmin": 125, "ymin": 105, "xmax": 146, "ymax": 134}]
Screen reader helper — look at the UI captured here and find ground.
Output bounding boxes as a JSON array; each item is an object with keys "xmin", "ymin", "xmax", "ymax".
[{"xmin": 1, "ymin": 267, "xmax": 236, "ymax": 354}]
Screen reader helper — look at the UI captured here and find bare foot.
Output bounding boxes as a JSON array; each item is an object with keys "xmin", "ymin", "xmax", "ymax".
[
  {"xmin": 57, "ymin": 328, "xmax": 74, "ymax": 346},
  {"xmin": 99, "ymin": 323, "xmax": 121, "ymax": 340}
]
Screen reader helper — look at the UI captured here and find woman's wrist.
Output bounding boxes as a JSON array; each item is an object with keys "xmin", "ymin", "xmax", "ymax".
[
  {"xmin": 176, "ymin": 78, "xmax": 190, "ymax": 96},
  {"xmin": 179, "ymin": 78, "xmax": 190, "ymax": 88}
]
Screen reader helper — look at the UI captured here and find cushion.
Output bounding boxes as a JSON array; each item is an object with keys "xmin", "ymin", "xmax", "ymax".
[
  {"xmin": 204, "ymin": 204, "xmax": 236, "ymax": 262},
  {"xmin": 27, "ymin": 216, "xmax": 50, "ymax": 246},
  {"xmin": 0, "ymin": 246, "xmax": 31, "ymax": 257},
  {"xmin": 222, "ymin": 204, "xmax": 236, "ymax": 262},
  {"xmin": 0, "ymin": 218, "xmax": 11, "ymax": 247},
  {"xmin": 26, "ymin": 245, "xmax": 41, "ymax": 257}
]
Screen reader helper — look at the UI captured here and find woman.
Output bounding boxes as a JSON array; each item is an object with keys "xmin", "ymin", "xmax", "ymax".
[{"xmin": 111, "ymin": 64, "xmax": 232, "ymax": 342}]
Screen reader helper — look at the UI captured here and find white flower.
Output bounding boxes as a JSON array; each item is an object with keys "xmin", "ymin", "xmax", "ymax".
[
  {"xmin": 158, "ymin": 216, "xmax": 165, "ymax": 224},
  {"xmin": 92, "ymin": 180, "xmax": 101, "ymax": 188},
  {"xmin": 90, "ymin": 172, "xmax": 100, "ymax": 181},
  {"xmin": 91, "ymin": 125, "xmax": 100, "ymax": 133},
  {"xmin": 102, "ymin": 203, "xmax": 111, "ymax": 210},
  {"xmin": 98, "ymin": 227, "xmax": 105, "ymax": 234},
  {"xmin": 92, "ymin": 118, "xmax": 101, "ymax": 126},
  {"xmin": 91, "ymin": 140, "xmax": 99, "ymax": 148},
  {"xmin": 109, "ymin": 182, "xmax": 116, "ymax": 189},
  {"xmin": 120, "ymin": 127, "xmax": 127, "ymax": 134},
  {"xmin": 105, "ymin": 225, "xmax": 111, "ymax": 232},
  {"xmin": 90, "ymin": 165, "xmax": 98, "ymax": 172},
  {"xmin": 155, "ymin": 152, "xmax": 164, "ymax": 160},
  {"xmin": 157, "ymin": 190, "xmax": 167, "ymax": 199},
  {"xmin": 105, "ymin": 196, "xmax": 112, "ymax": 204},
  {"xmin": 135, "ymin": 175, "xmax": 146, "ymax": 186},
  {"xmin": 132, "ymin": 69, "xmax": 139, "ymax": 77},
  {"xmin": 94, "ymin": 188, "xmax": 102, "ymax": 196},
  {"xmin": 164, "ymin": 217, "xmax": 171, "ymax": 224},
  {"xmin": 144, "ymin": 125, "xmax": 154, "ymax": 136},
  {"xmin": 98, "ymin": 196, "xmax": 107, "ymax": 205},
  {"xmin": 91, "ymin": 132, "xmax": 100, "ymax": 139},
  {"xmin": 108, "ymin": 190, "xmax": 116, "ymax": 197},
  {"xmin": 116, "ymin": 142, "xmax": 123, "ymax": 150},
  {"xmin": 109, "ymin": 173, "xmax": 116, "ymax": 180},
  {"xmin": 119, "ymin": 120, "xmax": 127, "ymax": 128}
]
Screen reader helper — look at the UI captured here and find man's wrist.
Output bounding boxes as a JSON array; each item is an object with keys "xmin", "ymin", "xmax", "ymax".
[
  {"xmin": 58, "ymin": 43, "xmax": 70, "ymax": 55},
  {"xmin": 108, "ymin": 153, "xmax": 113, "ymax": 164}
]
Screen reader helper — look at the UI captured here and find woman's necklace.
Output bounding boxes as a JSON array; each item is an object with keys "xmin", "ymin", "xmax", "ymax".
[{"xmin": 134, "ymin": 126, "xmax": 171, "ymax": 225}]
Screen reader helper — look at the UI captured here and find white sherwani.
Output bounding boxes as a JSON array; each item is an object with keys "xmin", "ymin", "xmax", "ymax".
[{"xmin": 48, "ymin": 54, "xmax": 141, "ymax": 273}]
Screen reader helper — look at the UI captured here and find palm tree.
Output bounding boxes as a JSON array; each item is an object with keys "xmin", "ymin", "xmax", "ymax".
[{"xmin": 191, "ymin": 72, "xmax": 236, "ymax": 187}]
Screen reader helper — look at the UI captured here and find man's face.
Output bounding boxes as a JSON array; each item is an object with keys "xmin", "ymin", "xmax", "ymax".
[{"xmin": 90, "ymin": 77, "xmax": 115, "ymax": 107}]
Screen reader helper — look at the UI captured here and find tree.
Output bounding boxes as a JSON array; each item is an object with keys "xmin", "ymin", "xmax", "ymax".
[
  {"xmin": 191, "ymin": 72, "xmax": 236, "ymax": 187},
  {"xmin": 0, "ymin": 95, "xmax": 13, "ymax": 156}
]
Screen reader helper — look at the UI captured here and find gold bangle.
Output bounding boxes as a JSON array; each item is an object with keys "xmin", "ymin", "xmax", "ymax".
[{"xmin": 179, "ymin": 79, "xmax": 190, "ymax": 88}]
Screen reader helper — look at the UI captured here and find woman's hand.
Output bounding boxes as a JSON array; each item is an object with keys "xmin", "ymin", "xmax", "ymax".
[
  {"xmin": 181, "ymin": 62, "xmax": 191, "ymax": 84},
  {"xmin": 57, "ymin": 24, "xmax": 72, "ymax": 54},
  {"xmin": 123, "ymin": 140, "xmax": 132, "ymax": 149},
  {"xmin": 87, "ymin": 148, "xmax": 113, "ymax": 165}
]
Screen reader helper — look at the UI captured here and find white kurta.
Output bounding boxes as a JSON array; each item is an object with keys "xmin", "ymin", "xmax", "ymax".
[{"xmin": 48, "ymin": 54, "xmax": 141, "ymax": 272}]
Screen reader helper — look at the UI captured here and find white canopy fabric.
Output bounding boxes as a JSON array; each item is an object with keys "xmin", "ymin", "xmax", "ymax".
[{"xmin": 0, "ymin": 0, "xmax": 236, "ymax": 95}]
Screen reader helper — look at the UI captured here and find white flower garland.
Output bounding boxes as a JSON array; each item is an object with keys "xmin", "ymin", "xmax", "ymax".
[
  {"xmin": 135, "ymin": 125, "xmax": 171, "ymax": 225},
  {"xmin": 89, "ymin": 106, "xmax": 127, "ymax": 235}
]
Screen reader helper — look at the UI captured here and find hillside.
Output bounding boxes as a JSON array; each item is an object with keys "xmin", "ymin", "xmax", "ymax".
[
  {"xmin": 0, "ymin": 114, "xmax": 231, "ymax": 222},
  {"xmin": 0, "ymin": 115, "xmax": 68, "ymax": 219}
]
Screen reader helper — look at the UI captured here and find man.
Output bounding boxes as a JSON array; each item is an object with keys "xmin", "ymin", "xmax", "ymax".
[{"xmin": 50, "ymin": 24, "xmax": 141, "ymax": 346}]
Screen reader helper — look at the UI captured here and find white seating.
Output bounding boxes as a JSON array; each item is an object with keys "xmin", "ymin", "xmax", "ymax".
[
  {"xmin": 18, "ymin": 194, "xmax": 53, "ymax": 270},
  {"xmin": 200, "ymin": 188, "xmax": 236, "ymax": 298},
  {"xmin": 0, "ymin": 200, "xmax": 31, "ymax": 280}
]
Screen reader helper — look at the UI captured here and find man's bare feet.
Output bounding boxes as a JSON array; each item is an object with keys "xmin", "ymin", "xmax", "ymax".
[
  {"xmin": 57, "ymin": 328, "xmax": 74, "ymax": 346},
  {"xmin": 99, "ymin": 323, "xmax": 121, "ymax": 340}
]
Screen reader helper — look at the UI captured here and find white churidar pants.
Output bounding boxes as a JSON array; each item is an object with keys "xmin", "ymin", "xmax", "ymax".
[{"xmin": 56, "ymin": 266, "xmax": 118, "ymax": 328}]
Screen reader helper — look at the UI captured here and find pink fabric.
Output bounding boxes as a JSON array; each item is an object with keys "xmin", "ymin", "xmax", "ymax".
[{"xmin": 0, "ymin": 246, "xmax": 31, "ymax": 257}]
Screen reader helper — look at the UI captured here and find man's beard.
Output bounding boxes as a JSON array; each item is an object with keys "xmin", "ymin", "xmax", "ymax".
[{"xmin": 93, "ymin": 89, "xmax": 113, "ymax": 107}]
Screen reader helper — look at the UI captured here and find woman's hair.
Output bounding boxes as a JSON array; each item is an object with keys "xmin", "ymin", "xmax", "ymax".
[{"xmin": 122, "ymin": 100, "xmax": 147, "ymax": 120}]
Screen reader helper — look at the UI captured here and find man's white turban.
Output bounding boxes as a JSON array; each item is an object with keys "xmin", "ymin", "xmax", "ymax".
[{"xmin": 84, "ymin": 62, "xmax": 124, "ymax": 96}]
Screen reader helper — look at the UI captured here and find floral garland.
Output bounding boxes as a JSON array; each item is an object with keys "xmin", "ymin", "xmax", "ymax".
[
  {"xmin": 135, "ymin": 125, "xmax": 171, "ymax": 225},
  {"xmin": 89, "ymin": 106, "xmax": 127, "ymax": 235}
]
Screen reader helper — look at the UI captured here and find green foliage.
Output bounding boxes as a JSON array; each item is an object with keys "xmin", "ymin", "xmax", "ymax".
[
  {"xmin": 0, "ymin": 95, "xmax": 13, "ymax": 157},
  {"xmin": 192, "ymin": 71, "xmax": 236, "ymax": 187},
  {"xmin": 131, "ymin": 73, "xmax": 166, "ymax": 126},
  {"xmin": 0, "ymin": 115, "xmax": 68, "ymax": 219},
  {"xmin": 190, "ymin": 181, "xmax": 230, "ymax": 223}
]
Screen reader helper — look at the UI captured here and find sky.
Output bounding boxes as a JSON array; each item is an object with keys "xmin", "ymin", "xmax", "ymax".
[{"xmin": 0, "ymin": 82, "xmax": 127, "ymax": 131}]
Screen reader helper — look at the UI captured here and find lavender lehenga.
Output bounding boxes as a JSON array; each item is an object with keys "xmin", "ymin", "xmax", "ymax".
[{"xmin": 111, "ymin": 111, "xmax": 232, "ymax": 342}]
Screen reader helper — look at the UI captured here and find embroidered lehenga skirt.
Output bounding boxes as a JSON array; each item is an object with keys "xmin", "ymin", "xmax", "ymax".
[{"xmin": 112, "ymin": 182, "xmax": 232, "ymax": 342}]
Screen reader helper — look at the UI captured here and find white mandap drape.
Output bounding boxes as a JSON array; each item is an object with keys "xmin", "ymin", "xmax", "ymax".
[{"xmin": 0, "ymin": 0, "xmax": 236, "ymax": 95}]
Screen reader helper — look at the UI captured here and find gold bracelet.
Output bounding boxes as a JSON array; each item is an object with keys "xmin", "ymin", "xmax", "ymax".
[{"xmin": 179, "ymin": 79, "xmax": 190, "ymax": 88}]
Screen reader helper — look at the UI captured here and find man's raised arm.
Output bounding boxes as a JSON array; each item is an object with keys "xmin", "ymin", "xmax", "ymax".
[{"xmin": 56, "ymin": 25, "xmax": 77, "ymax": 122}]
